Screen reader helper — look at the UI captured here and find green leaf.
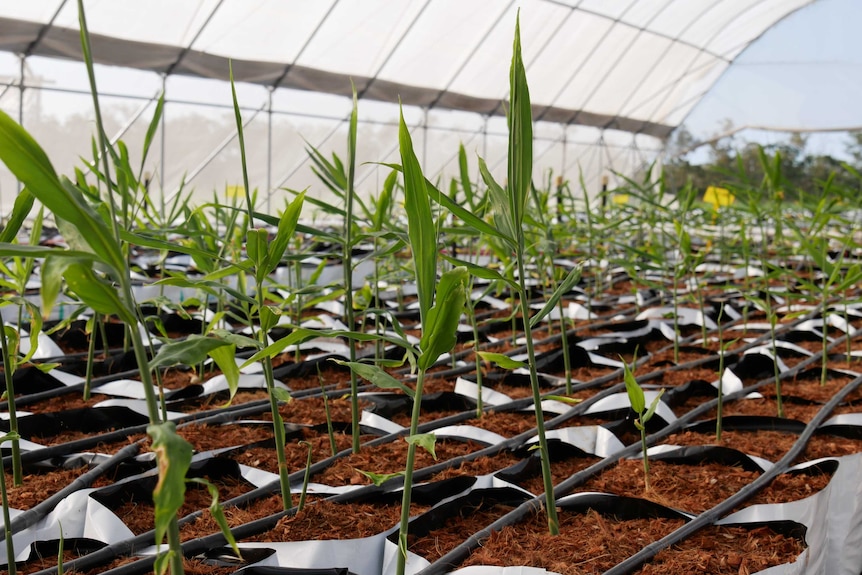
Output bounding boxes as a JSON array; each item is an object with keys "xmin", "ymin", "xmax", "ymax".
[
  {"xmin": 529, "ymin": 265, "xmax": 582, "ymax": 328},
  {"xmin": 154, "ymin": 275, "xmax": 256, "ymax": 307},
  {"xmin": 63, "ymin": 261, "xmax": 134, "ymax": 323},
  {"xmin": 508, "ymin": 13, "xmax": 532, "ymax": 231},
  {"xmin": 0, "ymin": 111, "xmax": 125, "ymax": 272},
  {"xmin": 418, "ymin": 266, "xmax": 469, "ymax": 371},
  {"xmin": 478, "ymin": 157, "xmax": 517, "ymax": 244},
  {"xmin": 120, "ymin": 229, "xmax": 232, "ymax": 269},
  {"xmin": 458, "ymin": 143, "xmax": 473, "ymax": 206},
  {"xmin": 331, "ymin": 359, "xmax": 414, "ymax": 398},
  {"xmin": 271, "ymin": 387, "xmax": 292, "ymax": 402},
  {"xmin": 187, "ymin": 477, "xmax": 242, "ymax": 560},
  {"xmin": 544, "ymin": 395, "xmax": 583, "ymax": 405},
  {"xmin": 406, "ymin": 433, "xmax": 437, "ymax": 459},
  {"xmin": 34, "ymin": 362, "xmax": 60, "ymax": 373},
  {"xmin": 229, "ymin": 61, "xmax": 254, "ymax": 218},
  {"xmin": 428, "ymin": 178, "xmax": 511, "ymax": 244},
  {"xmin": 642, "ymin": 388, "xmax": 665, "ymax": 424},
  {"xmin": 148, "ymin": 422, "xmax": 193, "ymax": 551},
  {"xmin": 398, "ymin": 106, "xmax": 437, "ymax": 322},
  {"xmin": 140, "ymin": 92, "xmax": 165, "ymax": 171},
  {"xmin": 264, "ymin": 191, "xmax": 306, "ymax": 276},
  {"xmin": 258, "ymin": 305, "xmax": 279, "ymax": 334},
  {"xmin": 621, "ymin": 357, "xmax": 645, "ymax": 414},
  {"xmin": 242, "ymin": 327, "xmax": 410, "ymax": 368},
  {"xmin": 149, "ymin": 334, "xmax": 232, "ymax": 370},
  {"xmin": 246, "ymin": 228, "xmax": 269, "ymax": 275},
  {"xmin": 358, "ymin": 469, "xmax": 404, "ymax": 487},
  {"xmin": 439, "ymin": 255, "xmax": 516, "ymax": 291},
  {"xmin": 3, "ymin": 326, "xmax": 19, "ymax": 371},
  {"xmin": 16, "ymin": 298, "xmax": 42, "ymax": 363},
  {"xmin": 0, "ymin": 243, "xmax": 99, "ymax": 261},
  {"xmin": 0, "ymin": 188, "xmax": 35, "ymax": 243},
  {"xmin": 41, "ymin": 256, "xmax": 70, "ymax": 320},
  {"xmin": 477, "ymin": 351, "xmax": 527, "ymax": 370},
  {"xmin": 208, "ymin": 344, "xmax": 240, "ymax": 404},
  {"xmin": 373, "ymin": 171, "xmax": 397, "ymax": 232}
]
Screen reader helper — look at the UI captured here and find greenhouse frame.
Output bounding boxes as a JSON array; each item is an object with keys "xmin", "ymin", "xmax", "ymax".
[{"xmin": 0, "ymin": 0, "xmax": 847, "ymax": 215}]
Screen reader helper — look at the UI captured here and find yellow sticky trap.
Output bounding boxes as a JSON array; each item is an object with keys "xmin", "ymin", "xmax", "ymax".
[
  {"xmin": 612, "ymin": 193, "xmax": 629, "ymax": 204},
  {"xmin": 226, "ymin": 185, "xmax": 244, "ymax": 199},
  {"xmin": 704, "ymin": 186, "xmax": 734, "ymax": 209}
]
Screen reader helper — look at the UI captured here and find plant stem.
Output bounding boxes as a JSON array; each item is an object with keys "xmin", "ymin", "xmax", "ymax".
[
  {"xmin": 640, "ymin": 425, "xmax": 650, "ymax": 491},
  {"xmin": 263, "ymin": 341, "xmax": 292, "ymax": 510},
  {"xmin": 716, "ymin": 304, "xmax": 724, "ymax": 442},
  {"xmin": 318, "ymin": 367, "xmax": 337, "ymax": 456},
  {"xmin": 0, "ymin": 455, "xmax": 15, "ymax": 575},
  {"xmin": 396, "ymin": 368, "xmax": 426, "ymax": 575},
  {"xmin": 771, "ymin": 317, "xmax": 784, "ymax": 418},
  {"xmin": 298, "ymin": 441, "xmax": 313, "ymax": 511},
  {"xmin": 83, "ymin": 313, "xmax": 99, "ymax": 401},
  {"xmin": 821, "ymin": 290, "xmax": 829, "ymax": 387},
  {"xmin": 166, "ymin": 510, "xmax": 184, "ymax": 575},
  {"xmin": 515, "ymin": 254, "xmax": 559, "ymax": 535},
  {"xmin": 557, "ymin": 297, "xmax": 572, "ymax": 394},
  {"xmin": 468, "ymin": 303, "xmax": 483, "ymax": 418},
  {"xmin": 0, "ymin": 325, "xmax": 21, "ymax": 486}
]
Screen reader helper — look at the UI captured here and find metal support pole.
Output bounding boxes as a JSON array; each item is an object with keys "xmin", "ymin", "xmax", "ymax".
[
  {"xmin": 482, "ymin": 116, "xmax": 488, "ymax": 160},
  {"xmin": 16, "ymin": 56, "xmax": 25, "ymax": 200},
  {"xmin": 558, "ymin": 125, "xmax": 567, "ymax": 216},
  {"xmin": 421, "ymin": 107, "xmax": 429, "ymax": 172},
  {"xmin": 266, "ymin": 88, "xmax": 273, "ymax": 216},
  {"xmin": 159, "ymin": 74, "xmax": 167, "ymax": 218}
]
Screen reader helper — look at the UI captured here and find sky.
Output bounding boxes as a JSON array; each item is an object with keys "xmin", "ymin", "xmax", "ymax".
[{"xmin": 680, "ymin": 0, "xmax": 862, "ymax": 160}]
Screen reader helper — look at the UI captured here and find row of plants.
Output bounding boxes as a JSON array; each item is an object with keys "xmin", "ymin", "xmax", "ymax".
[{"xmin": 0, "ymin": 4, "xmax": 862, "ymax": 575}]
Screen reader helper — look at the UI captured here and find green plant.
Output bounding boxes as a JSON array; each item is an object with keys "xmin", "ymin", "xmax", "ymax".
[
  {"xmin": 230, "ymin": 64, "xmax": 306, "ymax": 511},
  {"xmin": 426, "ymin": 16, "xmax": 581, "ymax": 536},
  {"xmin": 184, "ymin": 477, "xmax": 242, "ymax": 561},
  {"xmin": 621, "ymin": 356, "xmax": 664, "ymax": 492},
  {"xmin": 789, "ymin": 194, "xmax": 862, "ymax": 386},
  {"xmin": 386, "ymin": 107, "xmax": 469, "ymax": 575},
  {"xmin": 303, "ymin": 86, "xmax": 365, "ymax": 453},
  {"xmin": 714, "ymin": 303, "xmax": 738, "ymax": 442},
  {"xmin": 297, "ymin": 440, "xmax": 314, "ymax": 511}
]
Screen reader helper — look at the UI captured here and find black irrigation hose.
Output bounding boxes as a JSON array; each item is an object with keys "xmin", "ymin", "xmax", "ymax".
[
  {"xmin": 413, "ymin": 321, "xmax": 859, "ymax": 575},
  {"xmin": 0, "ymin": 440, "xmax": 143, "ymax": 540},
  {"xmin": 0, "ymin": 289, "xmax": 659, "ymax": 468},
  {"xmin": 28, "ymin": 295, "xmax": 806, "ymax": 573},
  {"xmin": 15, "ymin": 291, "xmax": 837, "ymax": 573},
  {"xmin": 603, "ymin": 371, "xmax": 862, "ymax": 575},
  {"xmin": 0, "ymin": 366, "xmax": 145, "ymax": 411}
]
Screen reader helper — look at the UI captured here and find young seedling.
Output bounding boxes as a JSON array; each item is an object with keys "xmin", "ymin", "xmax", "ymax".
[
  {"xmin": 317, "ymin": 365, "xmax": 338, "ymax": 456},
  {"xmin": 714, "ymin": 303, "xmax": 739, "ymax": 442},
  {"xmin": 387, "ymin": 108, "xmax": 468, "ymax": 575},
  {"xmin": 297, "ymin": 440, "xmax": 314, "ymax": 511},
  {"xmin": 621, "ymin": 356, "xmax": 664, "ymax": 492},
  {"xmin": 230, "ymin": 62, "xmax": 307, "ymax": 511},
  {"xmin": 423, "ymin": 15, "xmax": 581, "ymax": 536}
]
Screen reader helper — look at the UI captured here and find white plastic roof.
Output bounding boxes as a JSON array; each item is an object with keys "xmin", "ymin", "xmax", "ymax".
[{"xmin": 0, "ymin": 0, "xmax": 816, "ymax": 140}]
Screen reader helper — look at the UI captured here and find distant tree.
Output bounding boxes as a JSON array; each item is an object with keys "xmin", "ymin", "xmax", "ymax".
[{"xmin": 661, "ymin": 125, "xmax": 858, "ymax": 202}]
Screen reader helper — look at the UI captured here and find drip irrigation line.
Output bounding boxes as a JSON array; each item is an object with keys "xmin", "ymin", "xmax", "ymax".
[
  {"xmin": 0, "ymin": 366, "xmax": 144, "ymax": 411},
  {"xmin": 413, "ymin": 313, "xmax": 855, "ymax": 575},
  {"xmin": 14, "ymin": 284, "xmax": 849, "ymax": 573},
  {"xmin": 603, "ymin": 372, "xmax": 862, "ymax": 575},
  {"xmin": 0, "ymin": 440, "xmax": 142, "ymax": 540}
]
